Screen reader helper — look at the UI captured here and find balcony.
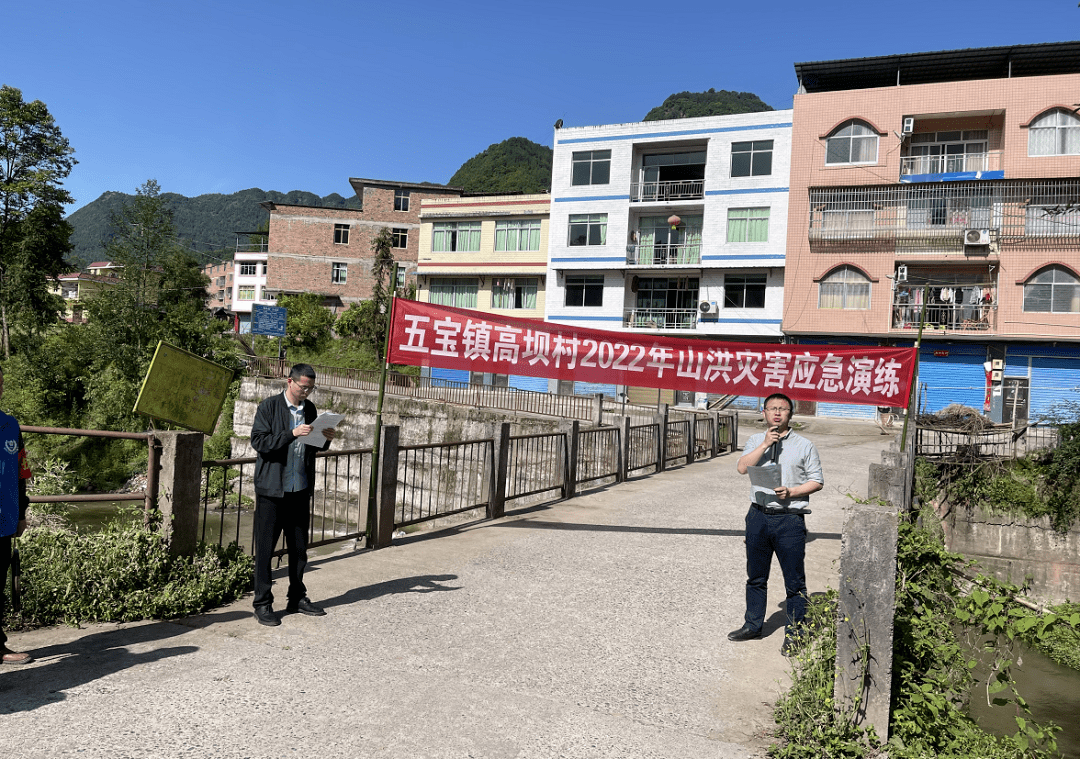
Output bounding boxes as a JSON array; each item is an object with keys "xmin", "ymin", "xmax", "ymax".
[
  {"xmin": 622, "ymin": 308, "xmax": 699, "ymax": 330},
  {"xmin": 626, "ymin": 243, "xmax": 702, "ymax": 267},
  {"xmin": 900, "ymin": 151, "xmax": 1002, "ymax": 181},
  {"xmin": 891, "ymin": 285, "xmax": 997, "ymax": 333},
  {"xmin": 630, "ymin": 180, "xmax": 705, "ymax": 203}
]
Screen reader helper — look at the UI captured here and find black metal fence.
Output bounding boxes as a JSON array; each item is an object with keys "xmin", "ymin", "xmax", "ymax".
[{"xmin": 914, "ymin": 423, "xmax": 1061, "ymax": 461}]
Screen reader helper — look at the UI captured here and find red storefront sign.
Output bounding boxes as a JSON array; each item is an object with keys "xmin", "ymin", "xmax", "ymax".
[{"xmin": 388, "ymin": 300, "xmax": 917, "ymax": 407}]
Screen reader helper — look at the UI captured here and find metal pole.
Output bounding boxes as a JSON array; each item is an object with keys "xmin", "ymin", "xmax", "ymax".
[
  {"xmin": 366, "ymin": 265, "xmax": 398, "ymax": 542},
  {"xmin": 900, "ymin": 284, "xmax": 929, "ymax": 452}
]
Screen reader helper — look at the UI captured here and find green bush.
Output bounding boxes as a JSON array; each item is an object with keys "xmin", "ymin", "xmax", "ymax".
[{"xmin": 4, "ymin": 511, "xmax": 252, "ymax": 628}]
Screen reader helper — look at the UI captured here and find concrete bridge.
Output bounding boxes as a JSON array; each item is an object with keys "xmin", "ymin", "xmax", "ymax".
[{"xmin": 0, "ymin": 417, "xmax": 891, "ymax": 759}]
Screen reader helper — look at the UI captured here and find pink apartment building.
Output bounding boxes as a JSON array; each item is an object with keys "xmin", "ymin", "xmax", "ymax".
[{"xmin": 785, "ymin": 41, "xmax": 1080, "ymax": 422}]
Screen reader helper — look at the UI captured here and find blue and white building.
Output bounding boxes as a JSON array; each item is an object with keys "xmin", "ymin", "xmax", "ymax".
[{"xmin": 545, "ymin": 112, "xmax": 793, "ymax": 403}]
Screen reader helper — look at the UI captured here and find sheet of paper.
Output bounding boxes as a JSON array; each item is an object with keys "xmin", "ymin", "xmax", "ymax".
[
  {"xmin": 746, "ymin": 464, "xmax": 782, "ymax": 491},
  {"xmin": 301, "ymin": 412, "xmax": 343, "ymax": 446}
]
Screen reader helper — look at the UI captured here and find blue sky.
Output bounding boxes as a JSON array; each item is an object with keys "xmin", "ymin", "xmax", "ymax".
[{"xmin": 5, "ymin": 0, "xmax": 1078, "ymax": 219}]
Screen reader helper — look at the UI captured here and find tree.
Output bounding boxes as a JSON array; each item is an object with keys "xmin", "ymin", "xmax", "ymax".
[
  {"xmin": 277, "ymin": 292, "xmax": 335, "ymax": 352},
  {"xmin": 0, "ymin": 85, "xmax": 76, "ymax": 357},
  {"xmin": 81, "ymin": 180, "xmax": 233, "ymax": 430}
]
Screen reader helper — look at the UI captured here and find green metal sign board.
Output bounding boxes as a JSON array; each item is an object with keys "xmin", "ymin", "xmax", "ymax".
[{"xmin": 134, "ymin": 342, "xmax": 234, "ymax": 434}]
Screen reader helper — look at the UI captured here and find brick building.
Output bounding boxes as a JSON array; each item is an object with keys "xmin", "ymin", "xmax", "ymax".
[
  {"xmin": 785, "ymin": 41, "xmax": 1080, "ymax": 421},
  {"xmin": 262, "ymin": 178, "xmax": 462, "ymax": 314}
]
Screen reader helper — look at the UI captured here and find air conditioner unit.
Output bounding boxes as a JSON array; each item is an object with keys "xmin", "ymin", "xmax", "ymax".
[
  {"xmin": 964, "ymin": 228, "xmax": 991, "ymax": 246},
  {"xmin": 901, "ymin": 117, "xmax": 915, "ymax": 135},
  {"xmin": 699, "ymin": 301, "xmax": 719, "ymax": 316}
]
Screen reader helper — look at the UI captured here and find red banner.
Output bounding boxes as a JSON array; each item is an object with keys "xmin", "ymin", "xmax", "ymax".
[{"xmin": 388, "ymin": 300, "xmax": 916, "ymax": 407}]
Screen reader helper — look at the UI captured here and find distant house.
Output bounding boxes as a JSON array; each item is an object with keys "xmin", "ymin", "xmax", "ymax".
[
  {"xmin": 50, "ymin": 262, "xmax": 121, "ymax": 323},
  {"xmin": 200, "ymin": 233, "xmax": 270, "ymax": 333},
  {"xmin": 260, "ymin": 178, "xmax": 463, "ymax": 316}
]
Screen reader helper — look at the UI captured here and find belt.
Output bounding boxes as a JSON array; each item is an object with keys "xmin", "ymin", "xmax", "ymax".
[{"xmin": 750, "ymin": 502, "xmax": 808, "ymax": 515}]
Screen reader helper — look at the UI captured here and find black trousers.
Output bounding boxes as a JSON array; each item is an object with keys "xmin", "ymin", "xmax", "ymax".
[{"xmin": 252, "ymin": 490, "xmax": 311, "ymax": 609}]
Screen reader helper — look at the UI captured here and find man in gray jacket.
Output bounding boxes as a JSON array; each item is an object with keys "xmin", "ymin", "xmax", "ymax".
[{"xmin": 250, "ymin": 364, "xmax": 336, "ymax": 626}]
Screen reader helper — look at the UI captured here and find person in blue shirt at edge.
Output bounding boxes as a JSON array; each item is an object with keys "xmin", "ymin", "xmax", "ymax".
[
  {"xmin": 0, "ymin": 366, "xmax": 33, "ymax": 665},
  {"xmin": 250, "ymin": 363, "xmax": 336, "ymax": 627},
  {"xmin": 728, "ymin": 392, "xmax": 824, "ymax": 657}
]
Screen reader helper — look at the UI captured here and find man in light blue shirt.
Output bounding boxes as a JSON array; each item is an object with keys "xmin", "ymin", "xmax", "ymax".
[{"xmin": 729, "ymin": 392, "xmax": 823, "ymax": 656}]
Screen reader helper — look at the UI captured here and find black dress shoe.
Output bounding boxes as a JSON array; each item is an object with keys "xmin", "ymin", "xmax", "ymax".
[
  {"xmin": 286, "ymin": 597, "xmax": 326, "ymax": 616},
  {"xmin": 727, "ymin": 624, "xmax": 762, "ymax": 642},
  {"xmin": 254, "ymin": 605, "xmax": 280, "ymax": 626}
]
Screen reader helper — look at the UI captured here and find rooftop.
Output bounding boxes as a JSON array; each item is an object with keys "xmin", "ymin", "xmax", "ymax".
[{"xmin": 795, "ymin": 40, "xmax": 1080, "ymax": 93}]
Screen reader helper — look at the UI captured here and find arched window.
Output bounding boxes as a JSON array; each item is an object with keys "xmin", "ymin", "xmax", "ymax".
[
  {"xmin": 825, "ymin": 120, "xmax": 878, "ymax": 165},
  {"xmin": 1028, "ymin": 109, "xmax": 1080, "ymax": 156},
  {"xmin": 818, "ymin": 266, "xmax": 871, "ymax": 310},
  {"xmin": 1023, "ymin": 265, "xmax": 1080, "ymax": 312}
]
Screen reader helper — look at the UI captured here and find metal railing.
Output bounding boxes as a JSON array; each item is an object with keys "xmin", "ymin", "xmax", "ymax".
[
  {"xmin": 506, "ymin": 433, "xmax": 566, "ymax": 503},
  {"xmin": 808, "ymin": 179, "xmax": 1080, "ymax": 245},
  {"xmin": 626, "ymin": 243, "xmax": 702, "ymax": 266},
  {"xmin": 395, "ymin": 439, "xmax": 493, "ymax": 527},
  {"xmin": 665, "ymin": 420, "xmax": 690, "ymax": 466},
  {"xmin": 23, "ymin": 426, "xmax": 159, "ymax": 522},
  {"xmin": 246, "ymin": 356, "xmax": 594, "ymax": 421},
  {"xmin": 622, "ymin": 308, "xmax": 699, "ymax": 330},
  {"xmin": 627, "ymin": 424, "xmax": 660, "ymax": 472},
  {"xmin": 915, "ymin": 423, "xmax": 1060, "ymax": 461},
  {"xmin": 899, "ymin": 151, "xmax": 999, "ymax": 177},
  {"xmin": 891, "ymin": 289, "xmax": 998, "ymax": 332},
  {"xmin": 575, "ymin": 426, "xmax": 621, "ymax": 486},
  {"xmin": 200, "ymin": 446, "xmax": 373, "ymax": 556},
  {"xmin": 629, "ymin": 180, "xmax": 705, "ymax": 202}
]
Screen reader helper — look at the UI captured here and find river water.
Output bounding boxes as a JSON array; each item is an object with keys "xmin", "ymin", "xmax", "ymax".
[{"xmin": 967, "ymin": 642, "xmax": 1080, "ymax": 757}]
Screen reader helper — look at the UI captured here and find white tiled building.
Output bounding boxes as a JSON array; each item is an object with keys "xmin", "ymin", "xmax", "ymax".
[{"xmin": 545, "ymin": 112, "xmax": 793, "ymax": 348}]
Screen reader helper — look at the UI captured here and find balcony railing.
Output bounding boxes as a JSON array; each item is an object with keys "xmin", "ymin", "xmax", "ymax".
[
  {"xmin": 900, "ymin": 151, "xmax": 1001, "ymax": 177},
  {"xmin": 622, "ymin": 308, "xmax": 699, "ymax": 330},
  {"xmin": 891, "ymin": 285, "xmax": 997, "ymax": 332},
  {"xmin": 626, "ymin": 243, "xmax": 702, "ymax": 266},
  {"xmin": 629, "ymin": 180, "xmax": 705, "ymax": 202}
]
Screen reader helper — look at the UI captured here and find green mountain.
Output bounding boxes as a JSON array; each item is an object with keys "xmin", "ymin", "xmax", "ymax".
[
  {"xmin": 65, "ymin": 188, "xmax": 362, "ymax": 269},
  {"xmin": 644, "ymin": 89, "xmax": 774, "ymax": 121},
  {"xmin": 448, "ymin": 137, "xmax": 552, "ymax": 194}
]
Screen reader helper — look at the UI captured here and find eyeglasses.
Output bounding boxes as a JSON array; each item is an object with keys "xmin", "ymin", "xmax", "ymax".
[
  {"xmin": 764, "ymin": 406, "xmax": 791, "ymax": 413},
  {"xmin": 291, "ymin": 382, "xmax": 316, "ymax": 393}
]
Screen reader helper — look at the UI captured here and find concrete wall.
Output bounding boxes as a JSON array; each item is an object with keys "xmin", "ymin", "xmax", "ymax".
[{"xmin": 944, "ymin": 504, "xmax": 1080, "ymax": 605}]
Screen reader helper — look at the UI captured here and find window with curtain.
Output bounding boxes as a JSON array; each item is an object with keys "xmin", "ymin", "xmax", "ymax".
[
  {"xmin": 818, "ymin": 266, "xmax": 871, "ymax": 309},
  {"xmin": 237, "ymin": 285, "xmax": 256, "ymax": 300},
  {"xmin": 429, "ymin": 278, "xmax": 478, "ymax": 308},
  {"xmin": 1023, "ymin": 266, "xmax": 1080, "ymax": 312},
  {"xmin": 432, "ymin": 221, "xmax": 481, "ymax": 252},
  {"xmin": 492, "ymin": 278, "xmax": 538, "ymax": 309},
  {"xmin": 826, "ymin": 120, "xmax": 878, "ymax": 165},
  {"xmin": 568, "ymin": 214, "xmax": 607, "ymax": 246},
  {"xmin": 495, "ymin": 220, "xmax": 541, "ymax": 252},
  {"xmin": 1029, "ymin": 109, "xmax": 1080, "ymax": 156},
  {"xmin": 636, "ymin": 215, "xmax": 702, "ymax": 263},
  {"xmin": 727, "ymin": 208, "xmax": 770, "ymax": 242}
]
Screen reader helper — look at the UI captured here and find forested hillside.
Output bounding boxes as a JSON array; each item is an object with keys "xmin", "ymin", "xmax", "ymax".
[
  {"xmin": 643, "ymin": 89, "xmax": 774, "ymax": 121},
  {"xmin": 65, "ymin": 188, "xmax": 361, "ymax": 268},
  {"xmin": 448, "ymin": 137, "xmax": 552, "ymax": 194}
]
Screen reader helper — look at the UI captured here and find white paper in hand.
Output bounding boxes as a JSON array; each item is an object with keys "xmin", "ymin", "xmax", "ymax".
[{"xmin": 301, "ymin": 412, "xmax": 343, "ymax": 446}]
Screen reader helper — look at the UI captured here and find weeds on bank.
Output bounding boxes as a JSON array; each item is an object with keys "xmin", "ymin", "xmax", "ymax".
[
  {"xmin": 3, "ymin": 508, "xmax": 252, "ymax": 629},
  {"xmin": 771, "ymin": 512, "xmax": 1074, "ymax": 759}
]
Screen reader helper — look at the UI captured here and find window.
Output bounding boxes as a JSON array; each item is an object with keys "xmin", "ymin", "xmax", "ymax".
[
  {"xmin": 392, "ymin": 228, "xmax": 408, "ymax": 249},
  {"xmin": 826, "ymin": 120, "xmax": 878, "ymax": 165},
  {"xmin": 727, "ymin": 208, "xmax": 770, "ymax": 242},
  {"xmin": 1023, "ymin": 266, "xmax": 1080, "ymax": 312},
  {"xmin": 492, "ymin": 278, "xmax": 538, "ymax": 309},
  {"xmin": 571, "ymin": 150, "xmax": 611, "ymax": 186},
  {"xmin": 394, "ymin": 189, "xmax": 410, "ymax": 211},
  {"xmin": 334, "ymin": 223, "xmax": 350, "ymax": 244},
  {"xmin": 904, "ymin": 130, "xmax": 989, "ymax": 174},
  {"xmin": 237, "ymin": 285, "xmax": 256, "ymax": 300},
  {"xmin": 632, "ymin": 277, "xmax": 700, "ymax": 328},
  {"xmin": 495, "ymin": 219, "xmax": 541, "ymax": 252},
  {"xmin": 564, "ymin": 275, "xmax": 604, "ymax": 307},
  {"xmin": 332, "ymin": 262, "xmax": 347, "ymax": 284},
  {"xmin": 1029, "ymin": 109, "xmax": 1080, "ymax": 156},
  {"xmin": 429, "ymin": 278, "xmax": 478, "ymax": 308},
  {"xmin": 239, "ymin": 262, "xmax": 258, "ymax": 276},
  {"xmin": 265, "ymin": 291, "xmax": 277, "ymax": 302},
  {"xmin": 907, "ymin": 191, "xmax": 991, "ymax": 229},
  {"xmin": 818, "ymin": 266, "xmax": 871, "ymax": 310},
  {"xmin": 1026, "ymin": 202, "xmax": 1080, "ymax": 236},
  {"xmin": 396, "ymin": 267, "xmax": 406, "ymax": 288},
  {"xmin": 261, "ymin": 262, "xmax": 267, "ymax": 275},
  {"xmin": 432, "ymin": 221, "xmax": 481, "ymax": 252},
  {"xmin": 731, "ymin": 140, "xmax": 773, "ymax": 177},
  {"xmin": 724, "ymin": 274, "xmax": 766, "ymax": 308},
  {"xmin": 568, "ymin": 214, "xmax": 607, "ymax": 246}
]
